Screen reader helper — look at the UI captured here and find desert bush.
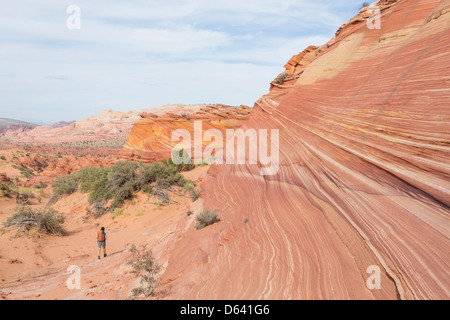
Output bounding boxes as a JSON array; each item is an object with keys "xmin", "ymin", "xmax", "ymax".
[
  {"xmin": 12, "ymin": 164, "xmax": 34, "ymax": 179},
  {"xmin": 189, "ymin": 188, "xmax": 202, "ymax": 202},
  {"xmin": 52, "ymin": 174, "xmax": 79, "ymax": 196},
  {"xmin": 86, "ymin": 200, "xmax": 109, "ymax": 218},
  {"xmin": 195, "ymin": 209, "xmax": 219, "ymax": 230},
  {"xmin": 76, "ymin": 166, "xmax": 110, "ymax": 193},
  {"xmin": 16, "ymin": 191, "xmax": 34, "ymax": 205},
  {"xmin": 274, "ymin": 72, "xmax": 288, "ymax": 85},
  {"xmin": 127, "ymin": 244, "xmax": 161, "ymax": 299},
  {"xmin": 4, "ymin": 206, "xmax": 65, "ymax": 236},
  {"xmin": 0, "ymin": 155, "xmax": 6, "ymax": 160},
  {"xmin": 112, "ymin": 208, "xmax": 123, "ymax": 217},
  {"xmin": 0, "ymin": 183, "xmax": 12, "ymax": 198},
  {"xmin": 141, "ymin": 184, "xmax": 153, "ymax": 194},
  {"xmin": 183, "ymin": 183, "xmax": 194, "ymax": 191},
  {"xmin": 51, "ymin": 160, "xmax": 190, "ymax": 211},
  {"xmin": 168, "ymin": 149, "xmax": 196, "ymax": 172}
]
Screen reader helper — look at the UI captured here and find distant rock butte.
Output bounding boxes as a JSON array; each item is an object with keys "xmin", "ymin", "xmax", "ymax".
[
  {"xmin": 159, "ymin": 0, "xmax": 450, "ymax": 299},
  {"xmin": 120, "ymin": 104, "xmax": 251, "ymax": 162}
]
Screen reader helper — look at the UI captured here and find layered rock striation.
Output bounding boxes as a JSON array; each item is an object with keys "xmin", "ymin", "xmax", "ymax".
[
  {"xmin": 159, "ymin": 0, "xmax": 450, "ymax": 300},
  {"xmin": 120, "ymin": 104, "xmax": 251, "ymax": 162}
]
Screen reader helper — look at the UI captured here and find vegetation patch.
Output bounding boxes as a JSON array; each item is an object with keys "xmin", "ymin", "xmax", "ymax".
[
  {"xmin": 3, "ymin": 206, "xmax": 65, "ymax": 237},
  {"xmin": 127, "ymin": 244, "xmax": 161, "ymax": 299},
  {"xmin": 195, "ymin": 209, "xmax": 219, "ymax": 230},
  {"xmin": 52, "ymin": 160, "xmax": 191, "ymax": 214},
  {"xmin": 274, "ymin": 72, "xmax": 289, "ymax": 85},
  {"xmin": 189, "ymin": 188, "xmax": 202, "ymax": 202}
]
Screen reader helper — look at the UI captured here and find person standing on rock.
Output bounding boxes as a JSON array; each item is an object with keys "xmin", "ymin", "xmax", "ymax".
[{"xmin": 97, "ymin": 227, "xmax": 107, "ymax": 259}]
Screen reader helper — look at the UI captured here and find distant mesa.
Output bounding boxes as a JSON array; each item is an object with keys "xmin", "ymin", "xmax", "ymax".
[
  {"xmin": 0, "ymin": 118, "xmax": 37, "ymax": 128},
  {"xmin": 51, "ymin": 120, "xmax": 75, "ymax": 128},
  {"xmin": 0, "ymin": 118, "xmax": 37, "ymax": 135}
]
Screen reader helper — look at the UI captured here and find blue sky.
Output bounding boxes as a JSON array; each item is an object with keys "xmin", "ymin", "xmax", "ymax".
[{"xmin": 0, "ymin": 0, "xmax": 365, "ymax": 124}]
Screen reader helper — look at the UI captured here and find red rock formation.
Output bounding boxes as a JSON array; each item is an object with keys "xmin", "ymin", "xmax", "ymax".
[
  {"xmin": 159, "ymin": 0, "xmax": 450, "ymax": 299},
  {"xmin": 120, "ymin": 104, "xmax": 251, "ymax": 162},
  {"xmin": 0, "ymin": 105, "xmax": 205, "ymax": 156},
  {"xmin": 26, "ymin": 155, "xmax": 116, "ymax": 187}
]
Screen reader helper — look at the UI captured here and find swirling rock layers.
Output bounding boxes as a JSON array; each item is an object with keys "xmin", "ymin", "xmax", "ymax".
[{"xmin": 159, "ymin": 0, "xmax": 449, "ymax": 300}]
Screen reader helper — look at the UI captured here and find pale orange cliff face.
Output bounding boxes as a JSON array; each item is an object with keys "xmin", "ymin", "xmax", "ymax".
[
  {"xmin": 159, "ymin": 0, "xmax": 450, "ymax": 299},
  {"xmin": 120, "ymin": 104, "xmax": 251, "ymax": 162}
]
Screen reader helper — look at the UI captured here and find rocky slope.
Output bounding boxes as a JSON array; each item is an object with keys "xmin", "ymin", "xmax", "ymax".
[
  {"xmin": 157, "ymin": 0, "xmax": 450, "ymax": 299},
  {"xmin": 120, "ymin": 104, "xmax": 251, "ymax": 162}
]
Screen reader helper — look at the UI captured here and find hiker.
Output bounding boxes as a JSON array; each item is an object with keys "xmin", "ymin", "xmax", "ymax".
[{"xmin": 97, "ymin": 227, "xmax": 107, "ymax": 259}]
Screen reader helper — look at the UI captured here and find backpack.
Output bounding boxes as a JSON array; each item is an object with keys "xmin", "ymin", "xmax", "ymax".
[{"xmin": 98, "ymin": 230, "xmax": 105, "ymax": 242}]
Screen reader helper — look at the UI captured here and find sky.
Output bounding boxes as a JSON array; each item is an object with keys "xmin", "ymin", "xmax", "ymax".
[{"xmin": 0, "ymin": 0, "xmax": 365, "ymax": 124}]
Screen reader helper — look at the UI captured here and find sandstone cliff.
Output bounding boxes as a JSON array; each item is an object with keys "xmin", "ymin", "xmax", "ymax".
[
  {"xmin": 120, "ymin": 104, "xmax": 251, "ymax": 162},
  {"xmin": 159, "ymin": 0, "xmax": 450, "ymax": 299}
]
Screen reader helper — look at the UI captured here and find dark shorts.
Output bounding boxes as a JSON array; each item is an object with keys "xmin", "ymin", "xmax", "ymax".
[{"xmin": 98, "ymin": 241, "xmax": 106, "ymax": 248}]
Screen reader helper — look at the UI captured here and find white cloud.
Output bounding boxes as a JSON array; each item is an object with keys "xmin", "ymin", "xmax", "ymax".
[
  {"xmin": 131, "ymin": 25, "xmax": 231, "ymax": 53},
  {"xmin": 0, "ymin": 0, "xmax": 364, "ymax": 122}
]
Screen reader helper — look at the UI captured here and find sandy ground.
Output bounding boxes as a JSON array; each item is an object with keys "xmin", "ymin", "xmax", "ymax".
[{"xmin": 0, "ymin": 157, "xmax": 210, "ymax": 300}]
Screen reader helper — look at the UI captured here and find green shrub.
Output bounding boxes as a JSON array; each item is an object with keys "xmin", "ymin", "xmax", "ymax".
[
  {"xmin": 12, "ymin": 165, "xmax": 34, "ymax": 179},
  {"xmin": 0, "ymin": 182, "xmax": 12, "ymax": 198},
  {"xmin": 77, "ymin": 166, "xmax": 110, "ymax": 193},
  {"xmin": 0, "ymin": 155, "xmax": 6, "ymax": 160},
  {"xmin": 168, "ymin": 149, "xmax": 196, "ymax": 172},
  {"xmin": 142, "ymin": 184, "xmax": 153, "ymax": 194},
  {"xmin": 183, "ymin": 183, "xmax": 194, "ymax": 191},
  {"xmin": 195, "ymin": 209, "xmax": 219, "ymax": 230},
  {"xmin": 113, "ymin": 208, "xmax": 123, "ymax": 217},
  {"xmin": 51, "ymin": 160, "xmax": 191, "ymax": 211},
  {"xmin": 52, "ymin": 174, "xmax": 79, "ymax": 195}
]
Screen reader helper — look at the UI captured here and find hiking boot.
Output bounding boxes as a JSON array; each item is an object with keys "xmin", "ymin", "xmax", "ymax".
[
  {"xmin": 104, "ymin": 254, "xmax": 107, "ymax": 257},
  {"xmin": 98, "ymin": 256, "xmax": 100, "ymax": 260}
]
